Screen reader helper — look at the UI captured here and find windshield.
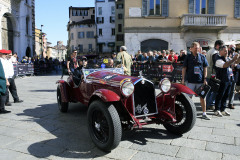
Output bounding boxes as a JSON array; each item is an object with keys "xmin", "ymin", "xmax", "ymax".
[{"xmin": 82, "ymin": 67, "xmax": 124, "ymax": 78}]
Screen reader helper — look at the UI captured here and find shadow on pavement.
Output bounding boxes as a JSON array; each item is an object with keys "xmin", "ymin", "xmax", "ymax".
[
  {"xmin": 30, "ymin": 89, "xmax": 56, "ymax": 92},
  {"xmin": 122, "ymin": 127, "xmax": 182, "ymax": 146},
  {"xmin": 16, "ymin": 102, "xmax": 186, "ymax": 158},
  {"xmin": 17, "ymin": 103, "xmax": 106, "ymax": 159}
]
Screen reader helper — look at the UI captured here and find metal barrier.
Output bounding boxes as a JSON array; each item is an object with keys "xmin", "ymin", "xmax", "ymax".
[
  {"xmin": 131, "ymin": 62, "xmax": 183, "ymax": 82},
  {"xmin": 13, "ymin": 64, "xmax": 34, "ymax": 76}
]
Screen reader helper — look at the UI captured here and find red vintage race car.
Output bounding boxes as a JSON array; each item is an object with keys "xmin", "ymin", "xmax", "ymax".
[{"xmin": 56, "ymin": 67, "xmax": 197, "ymax": 151}]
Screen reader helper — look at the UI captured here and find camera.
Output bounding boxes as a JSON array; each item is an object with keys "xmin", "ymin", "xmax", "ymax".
[{"xmin": 231, "ymin": 47, "xmax": 236, "ymax": 52}]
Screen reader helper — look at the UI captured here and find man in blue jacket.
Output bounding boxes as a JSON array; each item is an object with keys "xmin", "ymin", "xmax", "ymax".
[{"xmin": 182, "ymin": 42, "xmax": 210, "ymax": 120}]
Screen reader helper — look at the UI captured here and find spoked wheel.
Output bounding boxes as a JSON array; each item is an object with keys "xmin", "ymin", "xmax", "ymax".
[
  {"xmin": 87, "ymin": 100, "xmax": 122, "ymax": 151},
  {"xmin": 57, "ymin": 86, "xmax": 69, "ymax": 113},
  {"xmin": 163, "ymin": 93, "xmax": 196, "ymax": 135},
  {"xmin": 92, "ymin": 109, "xmax": 109, "ymax": 143}
]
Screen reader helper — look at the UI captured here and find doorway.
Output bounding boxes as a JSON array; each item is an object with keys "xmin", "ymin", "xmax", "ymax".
[{"xmin": 1, "ymin": 14, "xmax": 14, "ymax": 51}]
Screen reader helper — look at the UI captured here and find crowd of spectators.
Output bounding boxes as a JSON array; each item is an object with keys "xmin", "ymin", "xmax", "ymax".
[{"xmin": 131, "ymin": 49, "xmax": 187, "ymax": 64}]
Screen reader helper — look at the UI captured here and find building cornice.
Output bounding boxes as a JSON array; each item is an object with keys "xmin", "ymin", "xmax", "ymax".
[
  {"xmin": 124, "ymin": 27, "xmax": 180, "ymax": 33},
  {"xmin": 124, "ymin": 27, "xmax": 240, "ymax": 34}
]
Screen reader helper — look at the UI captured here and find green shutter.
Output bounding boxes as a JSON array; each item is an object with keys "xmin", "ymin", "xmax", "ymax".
[
  {"xmin": 162, "ymin": 0, "xmax": 169, "ymax": 17},
  {"xmin": 189, "ymin": 0, "xmax": 195, "ymax": 14},
  {"xmin": 142, "ymin": 0, "xmax": 149, "ymax": 16},
  {"xmin": 235, "ymin": 0, "xmax": 240, "ymax": 18},
  {"xmin": 208, "ymin": 0, "xmax": 215, "ymax": 14}
]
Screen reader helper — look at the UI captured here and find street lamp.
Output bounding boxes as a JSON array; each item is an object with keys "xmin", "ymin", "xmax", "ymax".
[{"xmin": 40, "ymin": 25, "xmax": 44, "ymax": 58}]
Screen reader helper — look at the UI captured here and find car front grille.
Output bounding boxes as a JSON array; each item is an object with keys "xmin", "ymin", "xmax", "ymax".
[{"xmin": 133, "ymin": 79, "xmax": 157, "ymax": 117}]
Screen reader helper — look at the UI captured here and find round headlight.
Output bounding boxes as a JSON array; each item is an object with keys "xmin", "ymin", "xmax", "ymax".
[
  {"xmin": 159, "ymin": 78, "xmax": 171, "ymax": 93},
  {"xmin": 121, "ymin": 81, "xmax": 134, "ymax": 97}
]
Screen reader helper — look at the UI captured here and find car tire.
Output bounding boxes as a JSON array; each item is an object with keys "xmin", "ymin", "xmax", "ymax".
[
  {"xmin": 57, "ymin": 86, "xmax": 69, "ymax": 113},
  {"xmin": 163, "ymin": 93, "xmax": 196, "ymax": 135},
  {"xmin": 87, "ymin": 100, "xmax": 122, "ymax": 151}
]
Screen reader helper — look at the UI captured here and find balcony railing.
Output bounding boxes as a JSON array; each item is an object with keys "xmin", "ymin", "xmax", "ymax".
[{"xmin": 181, "ymin": 14, "xmax": 227, "ymax": 27}]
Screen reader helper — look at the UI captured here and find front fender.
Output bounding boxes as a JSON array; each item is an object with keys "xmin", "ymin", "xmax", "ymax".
[
  {"xmin": 156, "ymin": 83, "xmax": 196, "ymax": 123},
  {"xmin": 171, "ymin": 83, "xmax": 197, "ymax": 96},
  {"xmin": 90, "ymin": 89, "xmax": 120, "ymax": 103}
]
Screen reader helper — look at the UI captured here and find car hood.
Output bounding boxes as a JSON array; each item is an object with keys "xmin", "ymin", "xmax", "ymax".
[{"xmin": 86, "ymin": 71, "xmax": 140, "ymax": 86}]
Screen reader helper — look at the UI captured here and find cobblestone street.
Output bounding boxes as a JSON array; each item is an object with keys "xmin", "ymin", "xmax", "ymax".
[{"xmin": 0, "ymin": 74, "xmax": 240, "ymax": 160}]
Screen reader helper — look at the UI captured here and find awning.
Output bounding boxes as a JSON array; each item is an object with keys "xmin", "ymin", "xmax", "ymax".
[{"xmin": 108, "ymin": 42, "xmax": 115, "ymax": 47}]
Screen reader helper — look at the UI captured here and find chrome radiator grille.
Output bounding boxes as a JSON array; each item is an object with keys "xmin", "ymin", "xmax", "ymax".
[{"xmin": 133, "ymin": 79, "xmax": 157, "ymax": 117}]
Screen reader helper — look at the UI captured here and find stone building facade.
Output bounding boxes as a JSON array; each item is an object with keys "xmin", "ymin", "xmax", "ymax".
[
  {"xmin": 0, "ymin": 0, "xmax": 35, "ymax": 60},
  {"xmin": 35, "ymin": 27, "xmax": 41, "ymax": 57},
  {"xmin": 67, "ymin": 7, "xmax": 96, "ymax": 55},
  {"xmin": 124, "ymin": 0, "xmax": 240, "ymax": 55},
  {"xmin": 35, "ymin": 27, "xmax": 47, "ymax": 58},
  {"xmin": 47, "ymin": 41, "xmax": 67, "ymax": 61},
  {"xmin": 95, "ymin": 0, "xmax": 116, "ymax": 54}
]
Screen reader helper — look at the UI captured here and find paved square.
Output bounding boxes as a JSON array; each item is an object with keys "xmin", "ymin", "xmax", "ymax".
[{"xmin": 0, "ymin": 75, "xmax": 240, "ymax": 160}]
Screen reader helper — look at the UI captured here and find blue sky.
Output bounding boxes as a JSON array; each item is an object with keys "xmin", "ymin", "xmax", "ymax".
[{"xmin": 35, "ymin": 0, "xmax": 94, "ymax": 46}]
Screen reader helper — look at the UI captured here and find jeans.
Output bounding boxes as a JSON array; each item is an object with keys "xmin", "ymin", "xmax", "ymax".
[
  {"xmin": 206, "ymin": 91, "xmax": 217, "ymax": 107},
  {"xmin": 206, "ymin": 78, "xmax": 217, "ymax": 107},
  {"xmin": 228, "ymin": 82, "xmax": 236, "ymax": 106},
  {"xmin": 70, "ymin": 68, "xmax": 82, "ymax": 85},
  {"xmin": 215, "ymin": 82, "xmax": 232, "ymax": 112}
]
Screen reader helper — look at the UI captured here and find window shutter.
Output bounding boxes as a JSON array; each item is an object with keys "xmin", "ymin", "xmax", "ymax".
[
  {"xmin": 208, "ymin": 0, "xmax": 215, "ymax": 14},
  {"xmin": 162, "ymin": 0, "xmax": 169, "ymax": 17},
  {"xmin": 102, "ymin": 17, "xmax": 104, "ymax": 23},
  {"xmin": 235, "ymin": 0, "xmax": 240, "ymax": 18},
  {"xmin": 188, "ymin": 0, "xmax": 195, "ymax": 14},
  {"xmin": 142, "ymin": 0, "xmax": 149, "ymax": 16}
]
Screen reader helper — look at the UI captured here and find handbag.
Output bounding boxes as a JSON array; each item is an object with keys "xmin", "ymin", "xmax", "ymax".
[
  {"xmin": 195, "ymin": 84, "xmax": 211, "ymax": 99},
  {"xmin": 208, "ymin": 77, "xmax": 221, "ymax": 92}
]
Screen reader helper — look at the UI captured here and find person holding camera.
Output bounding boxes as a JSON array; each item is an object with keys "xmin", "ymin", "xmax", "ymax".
[
  {"xmin": 214, "ymin": 46, "xmax": 240, "ymax": 117},
  {"xmin": 206, "ymin": 40, "xmax": 224, "ymax": 110},
  {"xmin": 182, "ymin": 42, "xmax": 210, "ymax": 120}
]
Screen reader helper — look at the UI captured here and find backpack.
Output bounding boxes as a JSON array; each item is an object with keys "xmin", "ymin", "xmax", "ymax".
[{"xmin": 212, "ymin": 53, "xmax": 219, "ymax": 73}]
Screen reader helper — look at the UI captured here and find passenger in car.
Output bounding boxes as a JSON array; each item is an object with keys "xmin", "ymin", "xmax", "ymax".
[{"xmin": 67, "ymin": 51, "xmax": 82, "ymax": 87}]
